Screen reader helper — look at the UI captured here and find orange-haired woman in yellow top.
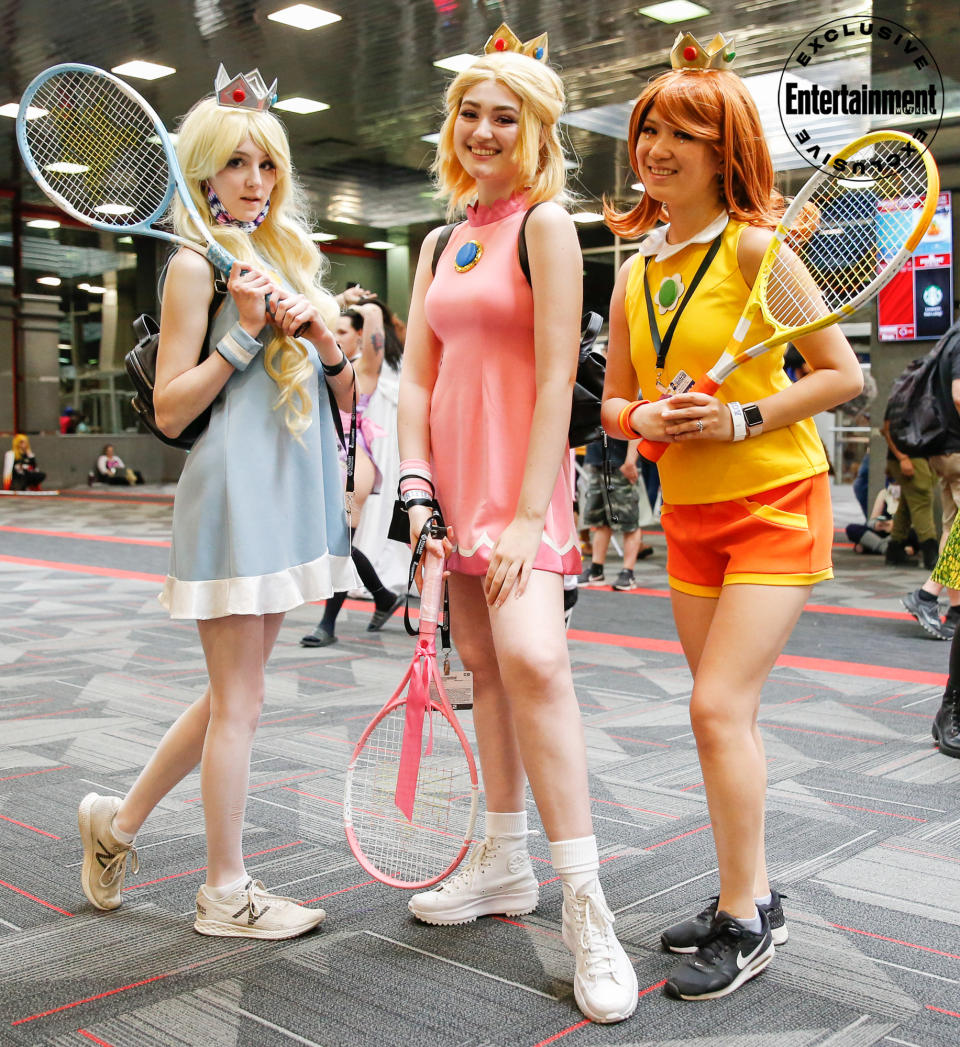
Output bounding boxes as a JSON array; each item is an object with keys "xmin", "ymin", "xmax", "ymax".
[{"xmin": 602, "ymin": 39, "xmax": 863, "ymax": 1001}]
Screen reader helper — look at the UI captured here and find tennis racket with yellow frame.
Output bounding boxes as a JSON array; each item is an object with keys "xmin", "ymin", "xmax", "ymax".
[{"xmin": 638, "ymin": 129, "xmax": 940, "ymax": 461}]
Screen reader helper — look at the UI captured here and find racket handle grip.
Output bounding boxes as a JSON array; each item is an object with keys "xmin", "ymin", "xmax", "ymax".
[
  {"xmin": 636, "ymin": 375, "xmax": 722, "ymax": 462},
  {"xmin": 419, "ymin": 553, "xmax": 444, "ymax": 635},
  {"xmin": 263, "ymin": 294, "xmax": 309, "ymax": 339}
]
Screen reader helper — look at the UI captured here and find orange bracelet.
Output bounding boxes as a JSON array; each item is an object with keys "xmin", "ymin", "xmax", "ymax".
[{"xmin": 618, "ymin": 400, "xmax": 648, "ymax": 439}]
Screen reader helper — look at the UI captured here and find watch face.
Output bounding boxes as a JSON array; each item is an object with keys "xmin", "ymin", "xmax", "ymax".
[{"xmin": 743, "ymin": 404, "xmax": 763, "ymax": 428}]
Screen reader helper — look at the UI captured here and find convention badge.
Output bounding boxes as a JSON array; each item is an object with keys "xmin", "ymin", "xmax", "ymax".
[
  {"xmin": 667, "ymin": 369, "xmax": 695, "ymax": 395},
  {"xmin": 443, "ymin": 669, "xmax": 474, "ymax": 710}
]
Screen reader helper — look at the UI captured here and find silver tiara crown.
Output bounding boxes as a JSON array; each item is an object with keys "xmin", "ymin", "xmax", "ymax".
[{"xmin": 214, "ymin": 63, "xmax": 278, "ymax": 112}]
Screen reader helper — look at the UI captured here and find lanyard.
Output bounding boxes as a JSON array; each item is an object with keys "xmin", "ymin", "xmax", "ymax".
[{"xmin": 642, "ymin": 233, "xmax": 724, "ymax": 374}]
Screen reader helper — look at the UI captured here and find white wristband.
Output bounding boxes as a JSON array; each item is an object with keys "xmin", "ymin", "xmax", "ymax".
[{"xmin": 728, "ymin": 401, "xmax": 747, "ymax": 442}]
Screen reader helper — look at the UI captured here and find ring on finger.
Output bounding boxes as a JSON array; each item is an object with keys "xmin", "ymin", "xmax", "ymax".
[{"xmin": 696, "ymin": 419, "xmax": 704, "ymax": 433}]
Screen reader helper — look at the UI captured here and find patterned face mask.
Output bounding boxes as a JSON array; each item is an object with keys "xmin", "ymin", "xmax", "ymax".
[{"xmin": 206, "ymin": 185, "xmax": 271, "ymax": 232}]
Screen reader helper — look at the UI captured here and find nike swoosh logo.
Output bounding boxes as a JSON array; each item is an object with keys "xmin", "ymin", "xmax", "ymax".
[{"xmin": 736, "ymin": 943, "xmax": 763, "ymax": 970}]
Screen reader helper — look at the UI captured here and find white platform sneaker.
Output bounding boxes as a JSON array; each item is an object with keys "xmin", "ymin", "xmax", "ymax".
[
  {"xmin": 408, "ymin": 836, "xmax": 539, "ymax": 925},
  {"xmin": 561, "ymin": 881, "xmax": 638, "ymax": 1023}
]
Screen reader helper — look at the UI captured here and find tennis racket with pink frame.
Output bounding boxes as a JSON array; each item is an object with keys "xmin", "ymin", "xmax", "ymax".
[{"xmin": 343, "ymin": 537, "xmax": 478, "ymax": 888}]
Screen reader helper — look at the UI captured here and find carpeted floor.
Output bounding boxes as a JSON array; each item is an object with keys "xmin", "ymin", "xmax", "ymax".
[{"xmin": 0, "ymin": 484, "xmax": 957, "ymax": 1047}]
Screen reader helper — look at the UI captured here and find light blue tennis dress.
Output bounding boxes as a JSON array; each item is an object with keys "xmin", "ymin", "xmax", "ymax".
[{"xmin": 159, "ymin": 295, "xmax": 357, "ymax": 619}]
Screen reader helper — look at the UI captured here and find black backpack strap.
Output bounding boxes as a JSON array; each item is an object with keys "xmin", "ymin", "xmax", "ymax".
[
  {"xmin": 431, "ymin": 223, "xmax": 461, "ymax": 276},
  {"xmin": 516, "ymin": 202, "xmax": 546, "ymax": 286}
]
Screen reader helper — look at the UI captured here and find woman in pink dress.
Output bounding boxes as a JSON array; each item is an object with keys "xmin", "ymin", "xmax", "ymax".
[{"xmin": 397, "ymin": 25, "xmax": 637, "ymax": 1025}]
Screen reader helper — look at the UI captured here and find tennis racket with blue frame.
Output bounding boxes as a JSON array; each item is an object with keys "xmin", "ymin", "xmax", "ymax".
[{"xmin": 16, "ymin": 63, "xmax": 304, "ymax": 332}]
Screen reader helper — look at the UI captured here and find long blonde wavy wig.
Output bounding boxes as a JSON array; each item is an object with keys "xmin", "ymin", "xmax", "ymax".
[
  {"xmin": 171, "ymin": 98, "xmax": 338, "ymax": 439},
  {"xmin": 432, "ymin": 52, "xmax": 569, "ymax": 217}
]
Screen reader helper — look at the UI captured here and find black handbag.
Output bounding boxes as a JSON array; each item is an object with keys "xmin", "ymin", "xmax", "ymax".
[
  {"xmin": 125, "ymin": 289, "xmax": 226, "ymax": 450},
  {"xmin": 569, "ymin": 311, "xmax": 605, "ymax": 446}
]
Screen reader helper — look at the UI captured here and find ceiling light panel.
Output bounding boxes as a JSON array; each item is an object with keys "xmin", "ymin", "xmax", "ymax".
[
  {"xmin": 111, "ymin": 60, "xmax": 176, "ymax": 80},
  {"xmin": 268, "ymin": 5, "xmax": 341, "ymax": 30}
]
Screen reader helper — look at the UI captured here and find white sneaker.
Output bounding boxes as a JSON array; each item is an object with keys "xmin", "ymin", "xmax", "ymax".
[
  {"xmin": 78, "ymin": 793, "xmax": 139, "ymax": 911},
  {"xmin": 194, "ymin": 879, "xmax": 326, "ymax": 940},
  {"xmin": 562, "ymin": 882, "xmax": 638, "ymax": 1023},
  {"xmin": 408, "ymin": 837, "xmax": 539, "ymax": 925}
]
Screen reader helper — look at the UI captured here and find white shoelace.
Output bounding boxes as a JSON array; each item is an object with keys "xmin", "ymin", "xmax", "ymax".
[
  {"xmin": 571, "ymin": 891, "xmax": 621, "ymax": 980},
  {"xmin": 97, "ymin": 843, "xmax": 139, "ymax": 888},
  {"xmin": 436, "ymin": 839, "xmax": 499, "ymax": 893},
  {"xmin": 243, "ymin": 879, "xmax": 300, "ymax": 914}
]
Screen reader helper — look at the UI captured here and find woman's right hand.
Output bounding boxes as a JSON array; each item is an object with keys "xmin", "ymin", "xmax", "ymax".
[
  {"xmin": 408, "ymin": 505, "xmax": 454, "ymax": 591},
  {"xmin": 629, "ymin": 400, "xmax": 673, "ymax": 442},
  {"xmin": 227, "ymin": 263, "xmax": 278, "ymax": 335}
]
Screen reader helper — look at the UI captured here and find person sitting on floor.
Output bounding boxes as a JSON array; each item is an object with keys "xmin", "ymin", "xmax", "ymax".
[{"xmin": 95, "ymin": 445, "xmax": 144, "ymax": 486}]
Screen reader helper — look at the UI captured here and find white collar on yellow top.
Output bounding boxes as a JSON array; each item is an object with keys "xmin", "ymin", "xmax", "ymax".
[{"xmin": 638, "ymin": 212, "xmax": 729, "ymax": 263}]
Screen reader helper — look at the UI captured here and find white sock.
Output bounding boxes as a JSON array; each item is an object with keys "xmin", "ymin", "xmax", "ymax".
[
  {"xmin": 550, "ymin": 835, "xmax": 599, "ymax": 895},
  {"xmin": 202, "ymin": 873, "xmax": 249, "ymax": 900},
  {"xmin": 735, "ymin": 907, "xmax": 762, "ymax": 934},
  {"xmin": 110, "ymin": 817, "xmax": 136, "ymax": 846},
  {"xmin": 754, "ymin": 891, "xmax": 772, "ymax": 907},
  {"xmin": 485, "ymin": 811, "xmax": 528, "ymax": 839}
]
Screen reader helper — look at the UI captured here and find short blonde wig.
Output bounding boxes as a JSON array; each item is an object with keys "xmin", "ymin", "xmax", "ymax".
[{"xmin": 433, "ymin": 52, "xmax": 568, "ymax": 217}]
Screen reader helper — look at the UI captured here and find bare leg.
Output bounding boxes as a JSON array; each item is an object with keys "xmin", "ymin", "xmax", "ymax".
[
  {"xmin": 590, "ymin": 526, "xmax": 612, "ymax": 569},
  {"xmin": 447, "ymin": 573, "xmax": 526, "ymax": 813},
  {"xmin": 447, "ymin": 570, "xmax": 594, "ymax": 836},
  {"xmin": 621, "ymin": 528, "xmax": 643, "ymax": 571},
  {"xmin": 488, "ymin": 571, "xmax": 592, "ymax": 839},
  {"xmin": 198, "ymin": 612, "xmax": 283, "ymax": 886},
  {"xmin": 672, "ymin": 585, "xmax": 808, "ymax": 919},
  {"xmin": 114, "ymin": 614, "xmax": 283, "ymax": 840}
]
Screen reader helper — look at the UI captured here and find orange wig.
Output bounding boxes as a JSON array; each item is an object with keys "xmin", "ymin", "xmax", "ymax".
[{"xmin": 604, "ymin": 69, "xmax": 785, "ymax": 239}]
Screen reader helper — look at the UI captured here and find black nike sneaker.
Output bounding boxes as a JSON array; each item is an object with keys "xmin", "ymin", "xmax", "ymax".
[
  {"xmin": 665, "ymin": 910, "xmax": 775, "ymax": 1001},
  {"xmin": 661, "ymin": 889, "xmax": 788, "ymax": 953}
]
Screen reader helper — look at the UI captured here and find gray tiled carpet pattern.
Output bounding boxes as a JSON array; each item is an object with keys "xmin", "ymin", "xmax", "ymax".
[{"xmin": 0, "ymin": 487, "xmax": 957, "ymax": 1047}]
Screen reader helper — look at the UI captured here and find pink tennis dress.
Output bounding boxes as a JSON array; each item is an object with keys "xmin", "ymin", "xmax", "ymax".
[{"xmin": 424, "ymin": 193, "xmax": 581, "ymax": 577}]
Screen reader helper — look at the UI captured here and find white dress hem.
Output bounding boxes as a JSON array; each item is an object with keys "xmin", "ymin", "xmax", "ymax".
[{"xmin": 158, "ymin": 552, "xmax": 359, "ymax": 621}]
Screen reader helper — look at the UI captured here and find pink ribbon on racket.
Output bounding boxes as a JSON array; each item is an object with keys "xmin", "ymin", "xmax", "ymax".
[{"xmin": 394, "ymin": 637, "xmax": 437, "ymax": 822}]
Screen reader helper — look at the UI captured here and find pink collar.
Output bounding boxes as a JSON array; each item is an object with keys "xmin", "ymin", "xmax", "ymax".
[{"xmin": 466, "ymin": 191, "xmax": 529, "ymax": 227}]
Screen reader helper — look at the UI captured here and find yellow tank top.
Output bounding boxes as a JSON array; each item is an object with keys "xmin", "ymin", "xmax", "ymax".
[{"xmin": 624, "ymin": 218, "xmax": 827, "ymax": 504}]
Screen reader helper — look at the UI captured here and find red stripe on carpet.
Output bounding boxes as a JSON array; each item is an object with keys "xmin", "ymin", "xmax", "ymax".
[
  {"xmin": 926, "ymin": 1005, "xmax": 960, "ymax": 1018},
  {"xmin": 0, "ymin": 525, "xmax": 169, "ymax": 547},
  {"xmin": 830, "ymin": 923, "xmax": 960, "ymax": 961},
  {"xmin": 10, "ymin": 945, "xmax": 255, "ymax": 1025},
  {"xmin": 0, "ymin": 555, "xmax": 164, "ymax": 583},
  {"xmin": 78, "ymin": 1030, "xmax": 118, "ymax": 1046},
  {"xmin": 529, "ymin": 980, "xmax": 666, "ymax": 1045},
  {"xmin": 0, "ymin": 813, "xmax": 61, "ymax": 839},
  {"xmin": 0, "ymin": 879, "xmax": 73, "ymax": 916},
  {"xmin": 568, "ymin": 628, "xmax": 947, "ymax": 686}
]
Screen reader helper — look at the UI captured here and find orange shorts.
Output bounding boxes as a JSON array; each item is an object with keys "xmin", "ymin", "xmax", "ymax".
[{"xmin": 661, "ymin": 473, "xmax": 833, "ymax": 598}]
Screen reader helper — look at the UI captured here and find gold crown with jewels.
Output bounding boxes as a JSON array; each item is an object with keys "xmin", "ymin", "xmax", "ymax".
[
  {"xmin": 670, "ymin": 32, "xmax": 736, "ymax": 70},
  {"xmin": 483, "ymin": 22, "xmax": 549, "ymax": 63},
  {"xmin": 214, "ymin": 63, "xmax": 278, "ymax": 111}
]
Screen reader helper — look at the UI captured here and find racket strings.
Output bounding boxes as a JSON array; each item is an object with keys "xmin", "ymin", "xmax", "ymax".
[
  {"xmin": 764, "ymin": 139, "xmax": 931, "ymax": 330},
  {"xmin": 23, "ymin": 70, "xmax": 172, "ymax": 227},
  {"xmin": 347, "ymin": 688, "xmax": 475, "ymax": 884}
]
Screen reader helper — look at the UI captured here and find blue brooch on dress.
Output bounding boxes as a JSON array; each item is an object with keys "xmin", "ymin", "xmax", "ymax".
[{"xmin": 455, "ymin": 240, "xmax": 483, "ymax": 273}]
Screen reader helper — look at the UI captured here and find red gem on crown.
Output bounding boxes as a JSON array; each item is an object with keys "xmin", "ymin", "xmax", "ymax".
[
  {"xmin": 683, "ymin": 45, "xmax": 697, "ymax": 61},
  {"xmin": 232, "ymin": 88, "xmax": 246, "ymax": 103},
  {"xmin": 495, "ymin": 37, "xmax": 506, "ymax": 51}
]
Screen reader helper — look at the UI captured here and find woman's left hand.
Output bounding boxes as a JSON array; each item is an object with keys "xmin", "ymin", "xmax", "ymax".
[
  {"xmin": 662, "ymin": 391, "xmax": 735, "ymax": 442},
  {"xmin": 268, "ymin": 291, "xmax": 334, "ymax": 347},
  {"xmin": 484, "ymin": 516, "xmax": 544, "ymax": 607}
]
